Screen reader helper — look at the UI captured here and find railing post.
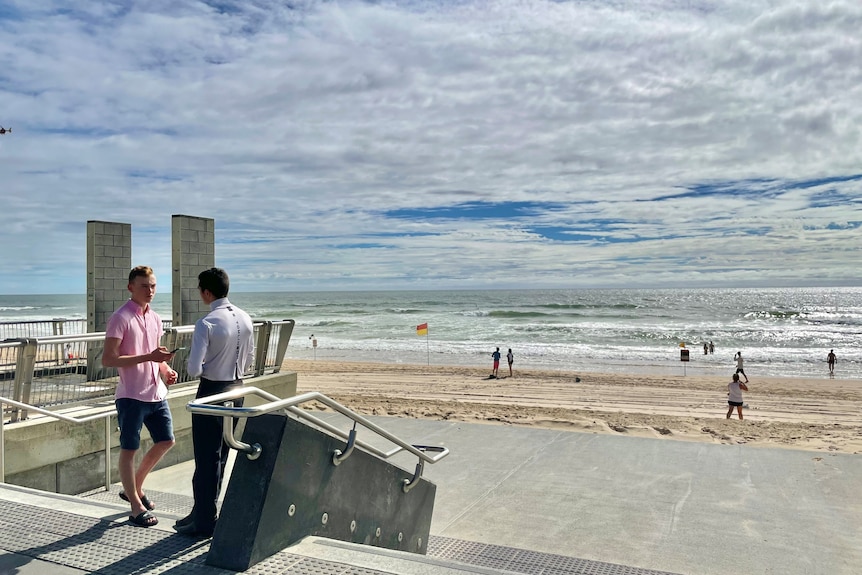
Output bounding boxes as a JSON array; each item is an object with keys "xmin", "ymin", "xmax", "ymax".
[
  {"xmin": 272, "ymin": 320, "xmax": 295, "ymax": 374},
  {"xmin": 1, "ymin": 404, "xmax": 5, "ymax": 483},
  {"xmin": 104, "ymin": 415, "xmax": 112, "ymax": 491},
  {"xmin": 11, "ymin": 339, "xmax": 37, "ymax": 422},
  {"xmin": 253, "ymin": 322, "xmax": 272, "ymax": 377},
  {"xmin": 52, "ymin": 319, "xmax": 65, "ymax": 364}
]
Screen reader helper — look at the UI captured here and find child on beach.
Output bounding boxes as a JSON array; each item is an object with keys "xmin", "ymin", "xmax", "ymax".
[{"xmin": 726, "ymin": 373, "xmax": 748, "ymax": 420}]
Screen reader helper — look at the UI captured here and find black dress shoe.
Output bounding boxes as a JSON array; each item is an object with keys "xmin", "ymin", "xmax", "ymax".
[
  {"xmin": 173, "ymin": 521, "xmax": 214, "ymax": 538},
  {"xmin": 174, "ymin": 513, "xmax": 194, "ymax": 527}
]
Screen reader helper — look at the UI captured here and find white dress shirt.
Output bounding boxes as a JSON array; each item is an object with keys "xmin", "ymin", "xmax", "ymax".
[{"xmin": 188, "ymin": 298, "xmax": 255, "ymax": 381}]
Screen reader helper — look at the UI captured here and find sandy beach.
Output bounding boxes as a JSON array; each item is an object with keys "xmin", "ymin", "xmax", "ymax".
[{"xmin": 288, "ymin": 359, "xmax": 862, "ymax": 454}]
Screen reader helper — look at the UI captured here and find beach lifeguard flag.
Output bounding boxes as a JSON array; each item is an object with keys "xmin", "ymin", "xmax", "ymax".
[{"xmin": 416, "ymin": 323, "xmax": 428, "ymax": 336}]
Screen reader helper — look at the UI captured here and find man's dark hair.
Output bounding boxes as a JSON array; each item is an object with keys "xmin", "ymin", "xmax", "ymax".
[{"xmin": 198, "ymin": 267, "xmax": 230, "ymax": 299}]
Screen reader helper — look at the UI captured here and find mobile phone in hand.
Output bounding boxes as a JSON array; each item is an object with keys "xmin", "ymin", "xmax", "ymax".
[{"xmin": 170, "ymin": 347, "xmax": 186, "ymax": 353}]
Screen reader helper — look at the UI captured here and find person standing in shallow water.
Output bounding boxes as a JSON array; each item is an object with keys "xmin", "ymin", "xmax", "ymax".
[
  {"xmin": 726, "ymin": 373, "xmax": 748, "ymax": 420},
  {"xmin": 827, "ymin": 349, "xmax": 836, "ymax": 375}
]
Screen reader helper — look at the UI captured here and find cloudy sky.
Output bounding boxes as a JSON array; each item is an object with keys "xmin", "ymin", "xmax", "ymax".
[{"xmin": 1, "ymin": 0, "xmax": 860, "ymax": 294}]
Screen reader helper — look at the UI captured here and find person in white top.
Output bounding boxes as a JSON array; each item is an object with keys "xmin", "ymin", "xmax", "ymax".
[
  {"xmin": 733, "ymin": 351, "xmax": 749, "ymax": 383},
  {"xmin": 175, "ymin": 268, "xmax": 254, "ymax": 538},
  {"xmin": 726, "ymin": 373, "xmax": 749, "ymax": 420}
]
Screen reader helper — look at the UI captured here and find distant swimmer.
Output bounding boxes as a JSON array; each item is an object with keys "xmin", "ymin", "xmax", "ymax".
[
  {"xmin": 703, "ymin": 342, "xmax": 709, "ymax": 355},
  {"xmin": 827, "ymin": 349, "xmax": 836, "ymax": 375},
  {"xmin": 709, "ymin": 341, "xmax": 714, "ymax": 354}
]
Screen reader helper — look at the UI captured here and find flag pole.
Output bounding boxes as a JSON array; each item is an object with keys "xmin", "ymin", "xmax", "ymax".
[{"xmin": 426, "ymin": 326, "xmax": 430, "ymax": 366}]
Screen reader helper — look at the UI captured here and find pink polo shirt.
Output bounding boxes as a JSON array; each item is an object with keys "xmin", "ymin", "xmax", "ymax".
[{"xmin": 105, "ymin": 299, "xmax": 168, "ymax": 402}]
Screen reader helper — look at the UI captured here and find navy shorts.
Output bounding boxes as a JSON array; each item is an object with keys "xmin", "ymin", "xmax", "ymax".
[
  {"xmin": 728, "ymin": 401, "xmax": 743, "ymax": 407},
  {"xmin": 116, "ymin": 398, "xmax": 174, "ymax": 450}
]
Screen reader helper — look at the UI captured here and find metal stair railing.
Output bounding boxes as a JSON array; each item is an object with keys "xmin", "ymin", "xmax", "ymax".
[
  {"xmin": 186, "ymin": 387, "xmax": 449, "ymax": 493},
  {"xmin": 0, "ymin": 395, "xmax": 115, "ymax": 489}
]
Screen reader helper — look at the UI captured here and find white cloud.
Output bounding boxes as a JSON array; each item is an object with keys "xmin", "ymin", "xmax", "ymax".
[{"xmin": 0, "ymin": 0, "xmax": 860, "ymax": 293}]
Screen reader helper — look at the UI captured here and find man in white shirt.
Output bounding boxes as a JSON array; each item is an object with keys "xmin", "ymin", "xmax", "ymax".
[{"xmin": 175, "ymin": 268, "xmax": 254, "ymax": 537}]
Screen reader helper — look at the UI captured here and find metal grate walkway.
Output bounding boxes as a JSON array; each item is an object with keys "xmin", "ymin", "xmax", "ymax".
[{"xmin": 0, "ymin": 491, "xmax": 681, "ymax": 575}]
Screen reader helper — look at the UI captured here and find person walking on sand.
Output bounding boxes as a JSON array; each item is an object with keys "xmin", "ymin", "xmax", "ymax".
[
  {"xmin": 103, "ymin": 266, "xmax": 177, "ymax": 528},
  {"xmin": 175, "ymin": 268, "xmax": 255, "ymax": 538},
  {"xmin": 491, "ymin": 347, "xmax": 501, "ymax": 377},
  {"xmin": 726, "ymin": 373, "xmax": 748, "ymax": 420},
  {"xmin": 507, "ymin": 348, "xmax": 514, "ymax": 377},
  {"xmin": 734, "ymin": 351, "xmax": 749, "ymax": 383},
  {"xmin": 827, "ymin": 349, "xmax": 836, "ymax": 375}
]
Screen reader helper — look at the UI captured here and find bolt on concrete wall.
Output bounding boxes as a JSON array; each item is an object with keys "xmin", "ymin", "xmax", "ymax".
[{"xmin": 172, "ymin": 214, "xmax": 215, "ymax": 326}]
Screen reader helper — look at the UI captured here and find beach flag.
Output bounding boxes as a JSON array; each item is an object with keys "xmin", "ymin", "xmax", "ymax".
[{"xmin": 416, "ymin": 322, "xmax": 428, "ymax": 336}]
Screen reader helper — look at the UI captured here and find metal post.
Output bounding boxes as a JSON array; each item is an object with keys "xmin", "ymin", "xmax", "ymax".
[
  {"xmin": 1, "ymin": 404, "xmax": 5, "ymax": 483},
  {"xmin": 104, "ymin": 415, "xmax": 112, "ymax": 491}
]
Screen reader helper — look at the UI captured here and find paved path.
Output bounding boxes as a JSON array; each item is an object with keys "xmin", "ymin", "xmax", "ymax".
[{"xmin": 144, "ymin": 415, "xmax": 862, "ymax": 575}]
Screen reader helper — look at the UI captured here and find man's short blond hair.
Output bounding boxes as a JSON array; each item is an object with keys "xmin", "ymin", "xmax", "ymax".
[{"xmin": 128, "ymin": 266, "xmax": 154, "ymax": 283}]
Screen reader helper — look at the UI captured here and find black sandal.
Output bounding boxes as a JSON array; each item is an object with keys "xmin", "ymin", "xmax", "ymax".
[
  {"xmin": 128, "ymin": 510, "xmax": 158, "ymax": 527},
  {"xmin": 119, "ymin": 491, "xmax": 155, "ymax": 511}
]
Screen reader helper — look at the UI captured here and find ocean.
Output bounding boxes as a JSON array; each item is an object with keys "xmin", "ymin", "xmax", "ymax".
[{"xmin": 1, "ymin": 287, "xmax": 859, "ymax": 379}]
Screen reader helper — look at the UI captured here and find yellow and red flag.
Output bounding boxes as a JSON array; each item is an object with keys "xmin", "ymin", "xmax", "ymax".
[{"xmin": 416, "ymin": 322, "xmax": 428, "ymax": 336}]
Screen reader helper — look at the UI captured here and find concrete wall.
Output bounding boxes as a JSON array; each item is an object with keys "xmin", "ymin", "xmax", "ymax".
[
  {"xmin": 86, "ymin": 221, "xmax": 132, "ymax": 333},
  {"xmin": 171, "ymin": 214, "xmax": 215, "ymax": 326},
  {"xmin": 3, "ymin": 371, "xmax": 297, "ymax": 495}
]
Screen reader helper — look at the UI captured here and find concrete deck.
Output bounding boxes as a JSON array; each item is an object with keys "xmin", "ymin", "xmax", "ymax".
[{"xmin": 2, "ymin": 415, "xmax": 861, "ymax": 574}]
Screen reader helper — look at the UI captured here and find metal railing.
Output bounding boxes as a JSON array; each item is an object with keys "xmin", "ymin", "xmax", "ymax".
[
  {"xmin": 0, "ymin": 318, "xmax": 172, "ymax": 340},
  {"xmin": 187, "ymin": 387, "xmax": 449, "ymax": 493},
  {"xmin": 1, "ymin": 320, "xmax": 295, "ymax": 421},
  {"xmin": 0, "ymin": 395, "xmax": 114, "ymax": 489}
]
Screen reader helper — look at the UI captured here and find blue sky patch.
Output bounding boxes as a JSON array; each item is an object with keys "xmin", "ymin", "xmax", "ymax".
[{"xmin": 383, "ymin": 201, "xmax": 568, "ymax": 221}]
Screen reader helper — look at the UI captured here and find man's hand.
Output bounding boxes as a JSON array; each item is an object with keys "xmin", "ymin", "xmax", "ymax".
[
  {"xmin": 149, "ymin": 346, "xmax": 174, "ymax": 363},
  {"xmin": 164, "ymin": 368, "xmax": 178, "ymax": 385}
]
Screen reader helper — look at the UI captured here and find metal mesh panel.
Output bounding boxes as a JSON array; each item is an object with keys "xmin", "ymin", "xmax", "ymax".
[{"xmin": 5, "ymin": 495, "xmax": 682, "ymax": 575}]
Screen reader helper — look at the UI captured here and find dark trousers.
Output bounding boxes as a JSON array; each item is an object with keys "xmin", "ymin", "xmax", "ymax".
[{"xmin": 191, "ymin": 378, "xmax": 243, "ymax": 528}]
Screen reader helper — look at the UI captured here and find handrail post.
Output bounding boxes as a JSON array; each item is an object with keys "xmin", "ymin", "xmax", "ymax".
[
  {"xmin": 1, "ymin": 403, "xmax": 5, "ymax": 483},
  {"xmin": 253, "ymin": 322, "xmax": 272, "ymax": 377},
  {"xmin": 11, "ymin": 339, "xmax": 37, "ymax": 422},
  {"xmin": 104, "ymin": 415, "xmax": 112, "ymax": 491},
  {"xmin": 272, "ymin": 320, "xmax": 295, "ymax": 374}
]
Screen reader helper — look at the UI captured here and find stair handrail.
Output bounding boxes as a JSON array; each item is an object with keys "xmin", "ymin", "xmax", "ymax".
[
  {"xmin": 0, "ymin": 395, "xmax": 115, "ymax": 488},
  {"xmin": 186, "ymin": 387, "xmax": 449, "ymax": 490}
]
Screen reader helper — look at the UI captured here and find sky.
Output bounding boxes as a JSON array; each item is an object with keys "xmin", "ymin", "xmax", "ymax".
[{"xmin": 1, "ymin": 0, "xmax": 861, "ymax": 294}]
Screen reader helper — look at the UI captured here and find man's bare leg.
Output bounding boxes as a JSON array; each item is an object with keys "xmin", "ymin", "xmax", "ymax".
[
  {"xmin": 119, "ymin": 449, "xmax": 147, "ymax": 517},
  {"xmin": 134, "ymin": 440, "xmax": 175, "ymax": 497}
]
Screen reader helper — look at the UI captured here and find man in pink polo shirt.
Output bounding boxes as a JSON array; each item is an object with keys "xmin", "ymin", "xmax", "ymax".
[{"xmin": 103, "ymin": 266, "xmax": 178, "ymax": 528}]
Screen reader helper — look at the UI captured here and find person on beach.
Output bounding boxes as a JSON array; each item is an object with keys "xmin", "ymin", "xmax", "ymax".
[
  {"xmin": 827, "ymin": 349, "xmax": 836, "ymax": 375},
  {"xmin": 103, "ymin": 266, "xmax": 177, "ymax": 528},
  {"xmin": 734, "ymin": 351, "xmax": 749, "ymax": 383},
  {"xmin": 176, "ymin": 267, "xmax": 255, "ymax": 538},
  {"xmin": 507, "ymin": 348, "xmax": 514, "ymax": 377},
  {"xmin": 726, "ymin": 373, "xmax": 748, "ymax": 420},
  {"xmin": 703, "ymin": 342, "xmax": 709, "ymax": 355},
  {"xmin": 491, "ymin": 347, "xmax": 501, "ymax": 377},
  {"xmin": 709, "ymin": 341, "xmax": 714, "ymax": 354}
]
